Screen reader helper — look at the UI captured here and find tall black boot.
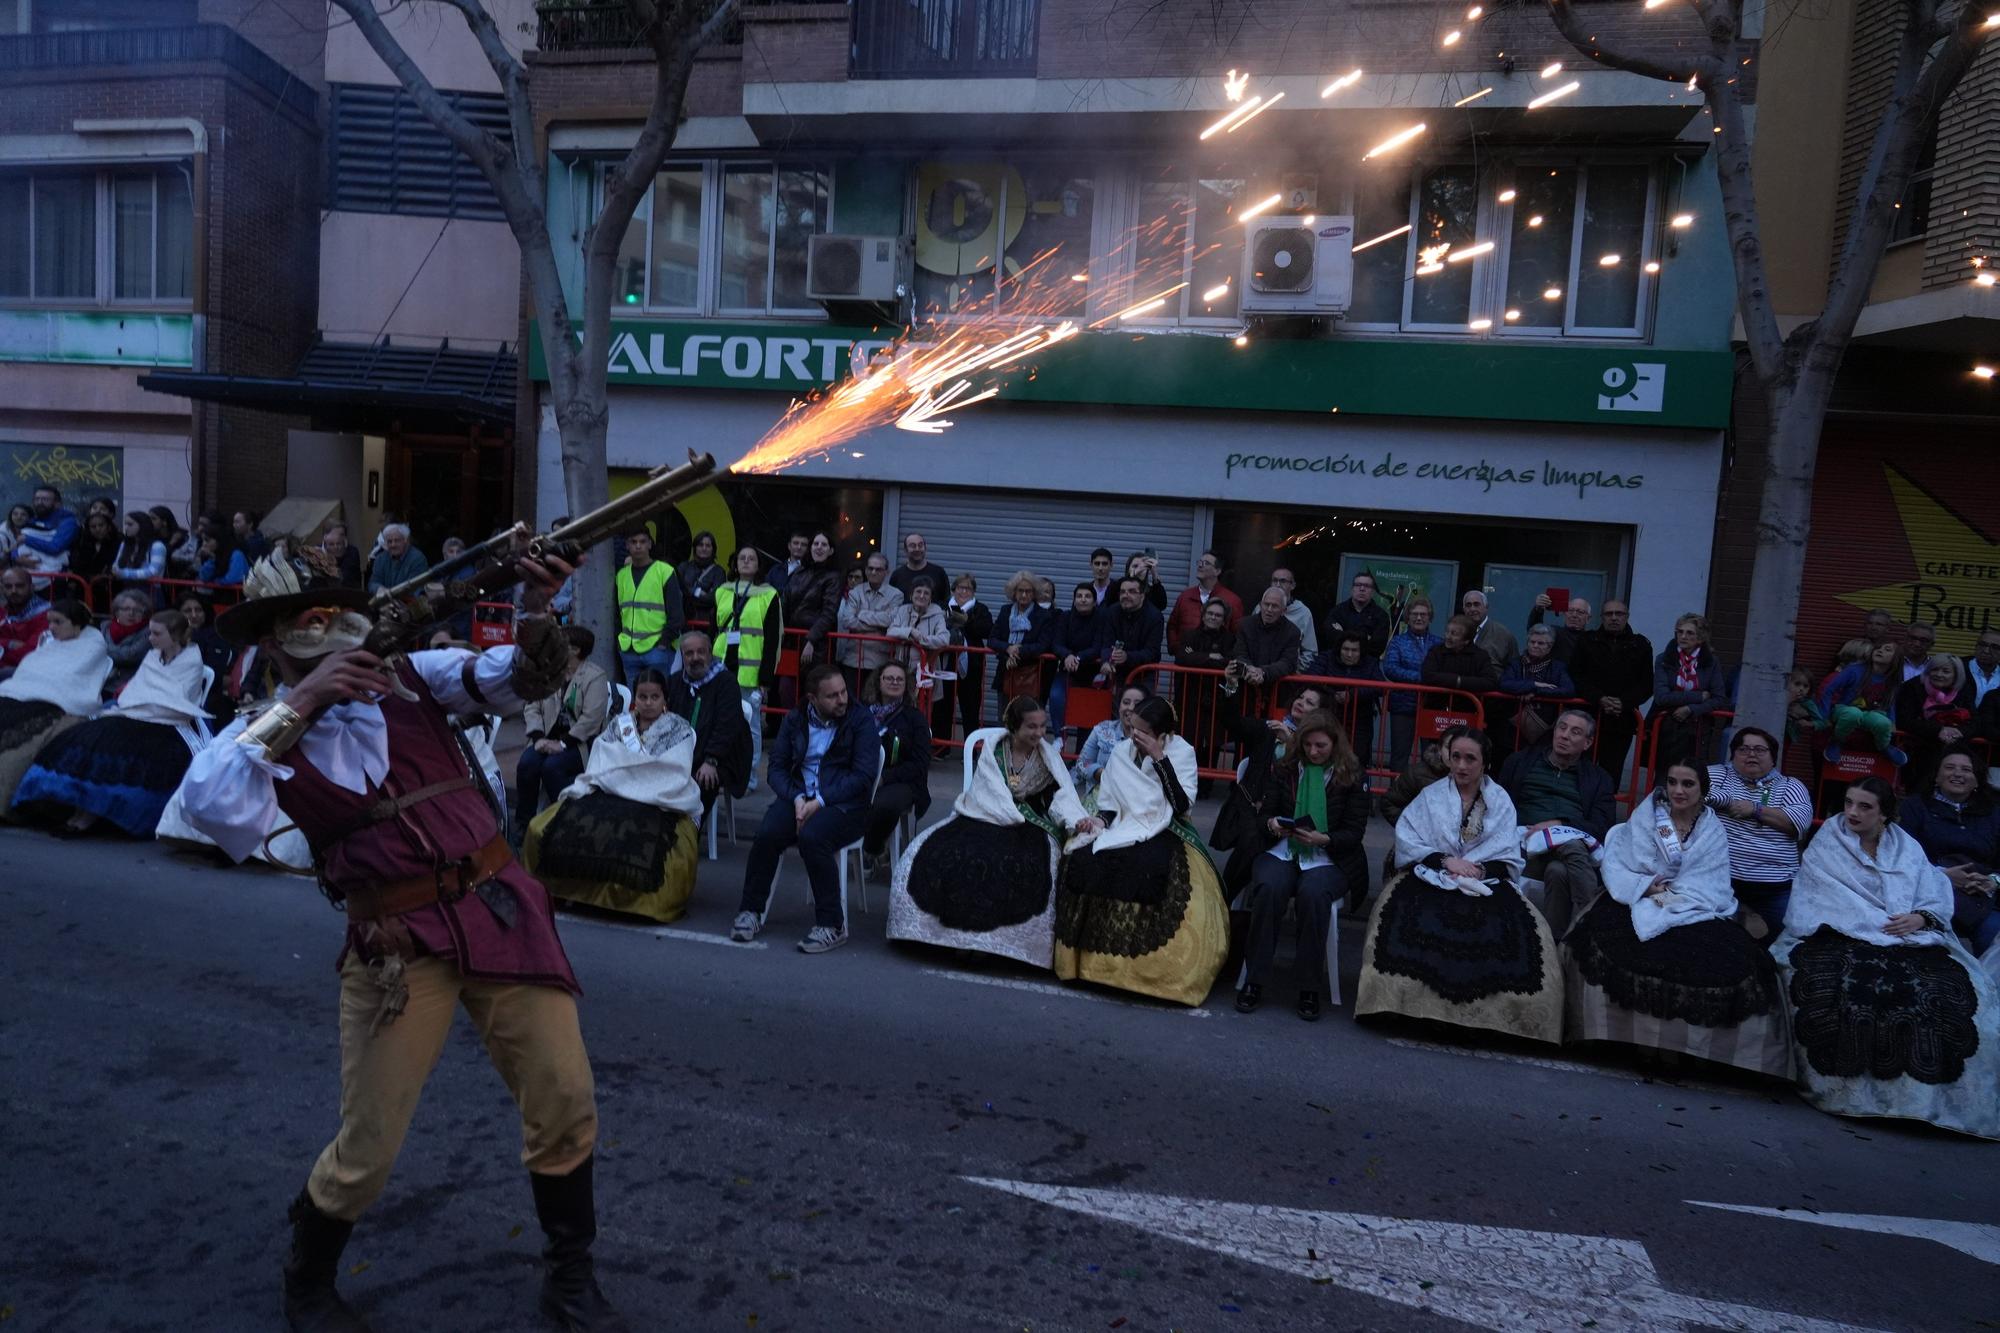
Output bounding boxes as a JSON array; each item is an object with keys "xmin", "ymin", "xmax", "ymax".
[
  {"xmin": 531, "ymin": 1155, "xmax": 628, "ymax": 1332},
  {"xmin": 283, "ymin": 1190, "xmax": 373, "ymax": 1332}
]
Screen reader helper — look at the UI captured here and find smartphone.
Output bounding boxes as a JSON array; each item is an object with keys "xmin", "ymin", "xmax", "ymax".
[{"xmin": 1273, "ymin": 816, "xmax": 1298, "ymax": 829}]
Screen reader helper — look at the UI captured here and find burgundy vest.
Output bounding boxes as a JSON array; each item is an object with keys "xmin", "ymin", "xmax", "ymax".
[
  {"xmin": 271, "ymin": 662, "xmax": 579, "ymax": 992},
  {"xmin": 273, "ymin": 663, "xmax": 498, "ymax": 889}
]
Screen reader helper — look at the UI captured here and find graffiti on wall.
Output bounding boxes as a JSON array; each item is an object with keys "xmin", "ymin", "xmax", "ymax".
[{"xmin": 2, "ymin": 443, "xmax": 125, "ymax": 511}]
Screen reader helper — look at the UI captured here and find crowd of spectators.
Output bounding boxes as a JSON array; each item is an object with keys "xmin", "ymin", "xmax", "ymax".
[{"xmin": 9, "ymin": 500, "xmax": 2000, "ymax": 1135}]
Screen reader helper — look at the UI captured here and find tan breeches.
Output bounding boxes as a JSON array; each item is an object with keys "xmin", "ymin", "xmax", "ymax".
[{"xmin": 306, "ymin": 954, "xmax": 598, "ymax": 1221}]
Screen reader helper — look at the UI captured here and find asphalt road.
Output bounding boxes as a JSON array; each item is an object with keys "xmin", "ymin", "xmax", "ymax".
[{"xmin": 3, "ymin": 800, "xmax": 1997, "ymax": 1333}]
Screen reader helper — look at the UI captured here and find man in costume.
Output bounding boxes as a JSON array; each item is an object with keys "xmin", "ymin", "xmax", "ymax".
[{"xmin": 180, "ymin": 545, "xmax": 625, "ymax": 1333}]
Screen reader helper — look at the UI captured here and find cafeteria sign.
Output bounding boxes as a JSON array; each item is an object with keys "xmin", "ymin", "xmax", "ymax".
[{"xmin": 1837, "ymin": 466, "xmax": 2000, "ymax": 652}]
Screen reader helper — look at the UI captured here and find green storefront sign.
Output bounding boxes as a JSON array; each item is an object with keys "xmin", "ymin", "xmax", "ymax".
[{"xmin": 527, "ymin": 319, "xmax": 1732, "ymax": 429}]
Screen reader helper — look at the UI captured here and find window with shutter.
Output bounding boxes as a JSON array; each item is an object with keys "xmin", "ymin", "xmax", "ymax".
[{"xmin": 327, "ymin": 83, "xmax": 510, "ymax": 222}]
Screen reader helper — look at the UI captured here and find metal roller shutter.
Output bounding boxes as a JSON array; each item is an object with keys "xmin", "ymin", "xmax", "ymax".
[{"xmin": 895, "ymin": 487, "xmax": 1199, "ymax": 625}]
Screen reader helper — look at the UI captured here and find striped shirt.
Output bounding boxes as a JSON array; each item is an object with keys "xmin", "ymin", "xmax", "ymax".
[{"xmin": 1706, "ymin": 763, "xmax": 1812, "ymax": 883}]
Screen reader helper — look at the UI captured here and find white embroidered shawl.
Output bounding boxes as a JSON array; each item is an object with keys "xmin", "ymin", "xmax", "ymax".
[
  {"xmin": 0, "ymin": 627, "xmax": 110, "ymax": 718},
  {"xmin": 954, "ymin": 733, "xmax": 1087, "ymax": 831},
  {"xmin": 1785, "ymin": 818, "xmax": 1955, "ymax": 949},
  {"xmin": 1089, "ymin": 735, "xmax": 1199, "ymax": 853},
  {"xmin": 561, "ymin": 711, "xmax": 702, "ymax": 817},
  {"xmin": 1394, "ymin": 775, "xmax": 1525, "ymax": 886},
  {"xmin": 1602, "ymin": 794, "xmax": 1737, "ymax": 942},
  {"xmin": 112, "ymin": 645, "xmax": 209, "ymax": 727}
]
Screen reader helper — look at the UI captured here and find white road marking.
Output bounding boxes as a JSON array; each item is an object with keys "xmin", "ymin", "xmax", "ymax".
[
  {"xmin": 1385, "ymin": 1035, "xmax": 1734, "ymax": 1093},
  {"xmin": 964, "ymin": 1177, "xmax": 1890, "ymax": 1333},
  {"xmin": 1689, "ymin": 1201, "xmax": 2000, "ymax": 1267},
  {"xmin": 919, "ymin": 967, "xmax": 1213, "ymax": 1018},
  {"xmin": 557, "ymin": 913, "xmax": 769, "ymax": 950}
]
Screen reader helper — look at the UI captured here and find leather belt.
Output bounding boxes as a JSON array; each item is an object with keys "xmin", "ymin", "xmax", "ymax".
[{"xmin": 338, "ymin": 833, "xmax": 512, "ymax": 923}]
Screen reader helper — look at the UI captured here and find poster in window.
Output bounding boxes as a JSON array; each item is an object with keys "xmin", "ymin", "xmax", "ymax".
[
  {"xmin": 2, "ymin": 441, "xmax": 124, "ymax": 512},
  {"xmin": 1482, "ymin": 563, "xmax": 1609, "ymax": 637}
]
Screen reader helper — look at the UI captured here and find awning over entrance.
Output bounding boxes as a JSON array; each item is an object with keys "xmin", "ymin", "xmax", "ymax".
[{"xmin": 139, "ymin": 339, "xmax": 516, "ymax": 431}]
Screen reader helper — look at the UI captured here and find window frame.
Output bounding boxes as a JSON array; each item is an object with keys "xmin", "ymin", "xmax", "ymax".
[
  {"xmin": 599, "ymin": 157, "xmax": 836, "ymax": 319},
  {"xmin": 1484, "ymin": 154, "xmax": 1660, "ymax": 340},
  {"xmin": 0, "ymin": 164, "xmax": 194, "ymax": 312},
  {"xmin": 1110, "ymin": 163, "xmax": 1259, "ymax": 329}
]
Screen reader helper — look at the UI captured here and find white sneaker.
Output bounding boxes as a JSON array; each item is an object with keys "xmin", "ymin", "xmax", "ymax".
[
  {"xmin": 730, "ymin": 911, "xmax": 760, "ymax": 943},
  {"xmin": 798, "ymin": 925, "xmax": 848, "ymax": 954}
]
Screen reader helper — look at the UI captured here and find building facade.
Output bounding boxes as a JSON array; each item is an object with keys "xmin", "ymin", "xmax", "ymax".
[
  {"xmin": 2, "ymin": 0, "xmax": 531, "ymax": 558},
  {"xmin": 524, "ymin": 0, "xmax": 1742, "ymax": 656},
  {"xmin": 0, "ymin": 1, "xmax": 321, "ymax": 525},
  {"xmin": 1719, "ymin": 0, "xmax": 2000, "ymax": 668}
]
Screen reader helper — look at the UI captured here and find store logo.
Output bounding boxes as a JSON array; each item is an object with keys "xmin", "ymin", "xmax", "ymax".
[
  {"xmin": 1596, "ymin": 362, "xmax": 1666, "ymax": 412},
  {"xmin": 1835, "ymin": 466, "xmax": 2000, "ymax": 651},
  {"xmin": 605, "ymin": 330, "xmax": 893, "ymax": 384}
]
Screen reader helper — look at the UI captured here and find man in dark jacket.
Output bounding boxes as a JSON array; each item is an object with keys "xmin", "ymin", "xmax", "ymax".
[
  {"xmin": 666, "ymin": 630, "xmax": 752, "ymax": 816},
  {"xmin": 1568, "ymin": 598, "xmax": 1653, "ymax": 781},
  {"xmin": 1498, "ymin": 708, "xmax": 1618, "ymax": 934},
  {"xmin": 1527, "ymin": 592, "xmax": 1592, "ymax": 664},
  {"xmin": 731, "ymin": 664, "xmax": 881, "ymax": 953},
  {"xmin": 1232, "ymin": 585, "xmax": 1303, "ymax": 686},
  {"xmin": 1103, "ymin": 576, "xmax": 1165, "ymax": 686},
  {"xmin": 1323, "ymin": 570, "xmax": 1391, "ymax": 660}
]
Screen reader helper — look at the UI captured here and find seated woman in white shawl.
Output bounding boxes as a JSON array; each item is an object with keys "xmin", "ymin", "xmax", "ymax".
[
  {"xmin": 523, "ymin": 668, "xmax": 703, "ymax": 924},
  {"xmin": 1565, "ymin": 760, "xmax": 1789, "ymax": 1076},
  {"xmin": 13, "ymin": 608, "xmax": 209, "ymax": 837},
  {"xmin": 890, "ymin": 694, "xmax": 1096, "ymax": 969},
  {"xmin": 1356, "ymin": 726, "xmax": 1564, "ymax": 1044},
  {"xmin": 0, "ymin": 600, "xmax": 110, "ymax": 813},
  {"xmin": 1777, "ymin": 776, "xmax": 2000, "ymax": 1139},
  {"xmin": 1053, "ymin": 696, "xmax": 1230, "ymax": 1007}
]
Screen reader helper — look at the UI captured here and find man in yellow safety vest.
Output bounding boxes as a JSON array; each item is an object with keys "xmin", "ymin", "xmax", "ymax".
[
  {"xmin": 714, "ymin": 543, "xmax": 783, "ymax": 790},
  {"xmin": 616, "ymin": 530, "xmax": 684, "ymax": 682}
]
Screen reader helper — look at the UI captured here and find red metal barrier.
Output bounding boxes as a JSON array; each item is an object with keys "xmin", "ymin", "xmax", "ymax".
[{"xmin": 472, "ymin": 601, "xmax": 515, "ymax": 648}]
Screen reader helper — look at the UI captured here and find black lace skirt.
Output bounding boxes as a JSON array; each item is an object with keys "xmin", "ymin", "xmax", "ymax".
[
  {"xmin": 904, "ymin": 817, "xmax": 1056, "ymax": 932},
  {"xmin": 0, "ymin": 698, "xmax": 63, "ymax": 753},
  {"xmin": 1569, "ymin": 898, "xmax": 1776, "ymax": 1027},
  {"xmin": 1368, "ymin": 873, "xmax": 1546, "ymax": 1005},
  {"xmin": 1056, "ymin": 830, "xmax": 1193, "ymax": 959},
  {"xmin": 535, "ymin": 792, "xmax": 685, "ymax": 896},
  {"xmin": 1787, "ymin": 926, "xmax": 1982, "ymax": 1086}
]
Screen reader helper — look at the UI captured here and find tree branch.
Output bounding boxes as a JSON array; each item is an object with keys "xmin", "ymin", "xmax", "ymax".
[
  {"xmin": 1705, "ymin": 73, "xmax": 1788, "ymax": 387},
  {"xmin": 1815, "ymin": 0, "xmax": 1988, "ymax": 361},
  {"xmin": 433, "ymin": 0, "xmax": 544, "ymax": 211},
  {"xmin": 1544, "ymin": 0, "xmax": 1719, "ymax": 85}
]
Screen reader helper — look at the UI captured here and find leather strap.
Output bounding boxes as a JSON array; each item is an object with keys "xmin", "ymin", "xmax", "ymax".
[
  {"xmin": 460, "ymin": 658, "xmax": 489, "ymax": 706},
  {"xmin": 340, "ymin": 833, "xmax": 512, "ymax": 923},
  {"xmin": 322, "ymin": 777, "xmax": 478, "ymax": 847}
]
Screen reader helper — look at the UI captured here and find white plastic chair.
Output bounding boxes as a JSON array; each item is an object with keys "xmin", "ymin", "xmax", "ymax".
[{"xmin": 611, "ymin": 683, "xmax": 632, "ymax": 715}]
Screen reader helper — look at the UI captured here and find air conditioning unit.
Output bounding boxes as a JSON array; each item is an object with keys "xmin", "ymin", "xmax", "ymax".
[
  {"xmin": 807, "ymin": 234, "xmax": 910, "ymax": 303},
  {"xmin": 1238, "ymin": 215, "xmax": 1355, "ymax": 316}
]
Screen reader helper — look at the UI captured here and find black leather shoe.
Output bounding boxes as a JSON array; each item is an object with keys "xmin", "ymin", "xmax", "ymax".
[
  {"xmin": 532, "ymin": 1156, "xmax": 629, "ymax": 1332},
  {"xmin": 1296, "ymin": 990, "xmax": 1322, "ymax": 1022},
  {"xmin": 282, "ymin": 1190, "xmax": 373, "ymax": 1332},
  {"xmin": 1235, "ymin": 983, "xmax": 1262, "ymax": 1013}
]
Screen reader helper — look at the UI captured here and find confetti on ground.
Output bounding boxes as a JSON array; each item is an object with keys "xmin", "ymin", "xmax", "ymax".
[{"xmin": 348, "ymin": 1261, "xmax": 370, "ymax": 1275}]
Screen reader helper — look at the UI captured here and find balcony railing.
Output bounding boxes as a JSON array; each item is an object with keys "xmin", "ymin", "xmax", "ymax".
[
  {"xmin": 535, "ymin": 0, "xmax": 648, "ymax": 52},
  {"xmin": 851, "ymin": 0, "xmax": 1039, "ymax": 79}
]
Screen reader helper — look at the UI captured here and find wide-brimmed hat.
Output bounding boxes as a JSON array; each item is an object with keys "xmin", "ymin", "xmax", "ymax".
[{"xmin": 216, "ymin": 544, "xmax": 372, "ymax": 648}]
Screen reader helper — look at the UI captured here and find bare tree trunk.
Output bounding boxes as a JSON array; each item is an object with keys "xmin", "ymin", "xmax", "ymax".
[{"xmin": 1735, "ymin": 381, "xmax": 1827, "ymax": 738}]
